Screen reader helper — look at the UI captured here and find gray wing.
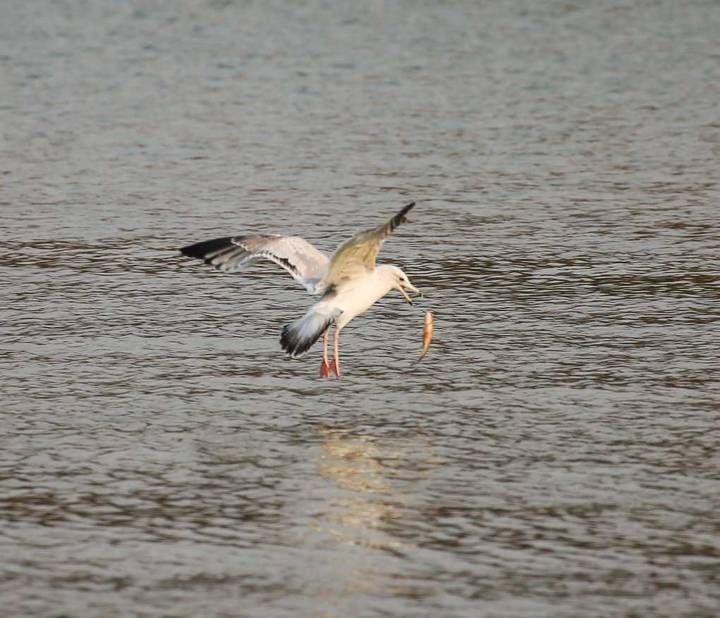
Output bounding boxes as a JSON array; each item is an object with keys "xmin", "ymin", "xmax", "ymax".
[
  {"xmin": 180, "ymin": 234, "xmax": 329, "ymax": 294},
  {"xmin": 319, "ymin": 202, "xmax": 415, "ymax": 289}
]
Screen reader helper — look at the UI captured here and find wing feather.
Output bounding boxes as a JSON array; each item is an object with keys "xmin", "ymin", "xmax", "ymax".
[
  {"xmin": 319, "ymin": 202, "xmax": 415, "ymax": 288},
  {"xmin": 180, "ymin": 234, "xmax": 329, "ymax": 294}
]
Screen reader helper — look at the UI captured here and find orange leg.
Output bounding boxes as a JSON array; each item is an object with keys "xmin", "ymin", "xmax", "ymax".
[
  {"xmin": 331, "ymin": 328, "xmax": 342, "ymax": 378},
  {"xmin": 320, "ymin": 331, "xmax": 331, "ymax": 378}
]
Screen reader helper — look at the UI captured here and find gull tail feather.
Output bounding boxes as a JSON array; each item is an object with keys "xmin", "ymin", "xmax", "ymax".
[{"xmin": 281, "ymin": 305, "xmax": 342, "ymax": 359}]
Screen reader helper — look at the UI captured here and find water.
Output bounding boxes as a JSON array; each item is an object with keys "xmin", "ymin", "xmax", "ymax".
[{"xmin": 2, "ymin": 1, "xmax": 719, "ymax": 616}]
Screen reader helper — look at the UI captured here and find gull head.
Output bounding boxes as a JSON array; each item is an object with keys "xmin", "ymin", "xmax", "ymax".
[{"xmin": 380, "ymin": 265, "xmax": 421, "ymax": 305}]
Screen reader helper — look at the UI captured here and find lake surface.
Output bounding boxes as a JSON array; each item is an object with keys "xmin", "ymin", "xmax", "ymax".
[{"xmin": 1, "ymin": 1, "xmax": 719, "ymax": 616}]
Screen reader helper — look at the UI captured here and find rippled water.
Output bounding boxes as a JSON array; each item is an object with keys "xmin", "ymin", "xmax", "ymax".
[{"xmin": 2, "ymin": 1, "xmax": 719, "ymax": 616}]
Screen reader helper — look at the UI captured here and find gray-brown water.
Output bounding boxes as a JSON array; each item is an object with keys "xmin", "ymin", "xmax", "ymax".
[{"xmin": 2, "ymin": 1, "xmax": 719, "ymax": 616}]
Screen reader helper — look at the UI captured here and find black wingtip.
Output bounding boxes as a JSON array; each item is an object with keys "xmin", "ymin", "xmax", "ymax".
[
  {"xmin": 389, "ymin": 201, "xmax": 416, "ymax": 231},
  {"xmin": 399, "ymin": 201, "xmax": 415, "ymax": 219},
  {"xmin": 179, "ymin": 237, "xmax": 234, "ymax": 259}
]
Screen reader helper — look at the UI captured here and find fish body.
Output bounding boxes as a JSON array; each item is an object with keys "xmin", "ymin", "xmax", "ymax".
[{"xmin": 419, "ymin": 311, "xmax": 433, "ymax": 361}]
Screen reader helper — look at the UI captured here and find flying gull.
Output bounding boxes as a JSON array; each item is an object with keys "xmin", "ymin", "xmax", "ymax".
[{"xmin": 180, "ymin": 202, "xmax": 421, "ymax": 377}]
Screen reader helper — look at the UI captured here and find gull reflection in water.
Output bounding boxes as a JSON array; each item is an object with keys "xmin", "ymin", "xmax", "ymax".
[
  {"xmin": 306, "ymin": 427, "xmax": 437, "ymax": 614},
  {"xmin": 316, "ymin": 427, "xmax": 402, "ymax": 544}
]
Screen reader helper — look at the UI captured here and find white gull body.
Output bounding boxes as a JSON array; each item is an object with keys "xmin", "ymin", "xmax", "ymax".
[
  {"xmin": 180, "ymin": 202, "xmax": 420, "ymax": 377},
  {"xmin": 334, "ymin": 265, "xmax": 402, "ymax": 331}
]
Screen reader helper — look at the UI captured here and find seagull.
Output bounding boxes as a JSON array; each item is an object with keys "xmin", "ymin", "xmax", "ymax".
[{"xmin": 180, "ymin": 202, "xmax": 421, "ymax": 377}]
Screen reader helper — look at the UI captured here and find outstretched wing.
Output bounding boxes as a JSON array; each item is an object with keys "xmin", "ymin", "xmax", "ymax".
[
  {"xmin": 319, "ymin": 202, "xmax": 415, "ymax": 289},
  {"xmin": 180, "ymin": 234, "xmax": 329, "ymax": 294}
]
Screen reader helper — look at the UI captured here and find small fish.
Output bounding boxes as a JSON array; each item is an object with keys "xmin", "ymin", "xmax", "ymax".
[{"xmin": 418, "ymin": 311, "xmax": 433, "ymax": 361}]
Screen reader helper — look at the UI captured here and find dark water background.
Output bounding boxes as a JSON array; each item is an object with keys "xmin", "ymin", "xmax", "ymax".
[{"xmin": 1, "ymin": 1, "xmax": 719, "ymax": 616}]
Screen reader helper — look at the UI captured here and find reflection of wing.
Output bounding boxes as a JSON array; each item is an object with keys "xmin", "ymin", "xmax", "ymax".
[
  {"xmin": 319, "ymin": 202, "xmax": 415, "ymax": 289},
  {"xmin": 180, "ymin": 234, "xmax": 329, "ymax": 293}
]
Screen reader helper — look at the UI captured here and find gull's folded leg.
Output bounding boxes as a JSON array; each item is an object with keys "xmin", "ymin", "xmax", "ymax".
[
  {"xmin": 331, "ymin": 328, "xmax": 342, "ymax": 378},
  {"xmin": 320, "ymin": 332, "xmax": 331, "ymax": 378}
]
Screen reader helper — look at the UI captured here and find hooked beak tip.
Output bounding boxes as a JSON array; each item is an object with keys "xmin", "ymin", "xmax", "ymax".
[{"xmin": 399, "ymin": 286, "xmax": 413, "ymax": 305}]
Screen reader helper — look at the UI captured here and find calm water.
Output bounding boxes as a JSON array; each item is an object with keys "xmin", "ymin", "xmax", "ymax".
[{"xmin": 2, "ymin": 1, "xmax": 719, "ymax": 616}]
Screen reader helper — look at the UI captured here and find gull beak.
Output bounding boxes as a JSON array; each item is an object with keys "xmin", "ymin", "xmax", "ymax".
[{"xmin": 398, "ymin": 282, "xmax": 421, "ymax": 305}]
